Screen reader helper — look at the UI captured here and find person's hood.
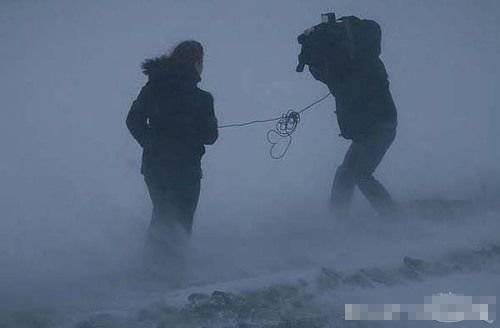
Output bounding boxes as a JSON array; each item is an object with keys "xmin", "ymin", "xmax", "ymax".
[{"xmin": 141, "ymin": 55, "xmax": 201, "ymax": 85}]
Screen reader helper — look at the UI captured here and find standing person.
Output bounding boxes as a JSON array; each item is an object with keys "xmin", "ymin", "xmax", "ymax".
[
  {"xmin": 126, "ymin": 41, "xmax": 218, "ymax": 269},
  {"xmin": 297, "ymin": 15, "xmax": 398, "ymax": 218}
]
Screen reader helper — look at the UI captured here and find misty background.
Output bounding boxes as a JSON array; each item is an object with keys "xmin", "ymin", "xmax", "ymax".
[{"xmin": 1, "ymin": 0, "xmax": 499, "ymax": 317}]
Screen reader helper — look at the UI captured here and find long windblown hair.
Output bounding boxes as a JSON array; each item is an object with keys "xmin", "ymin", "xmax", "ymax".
[{"xmin": 142, "ymin": 40, "xmax": 204, "ymax": 77}]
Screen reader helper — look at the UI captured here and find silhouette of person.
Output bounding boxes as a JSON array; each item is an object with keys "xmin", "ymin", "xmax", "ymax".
[
  {"xmin": 126, "ymin": 40, "xmax": 218, "ymax": 267},
  {"xmin": 306, "ymin": 16, "xmax": 398, "ymax": 218}
]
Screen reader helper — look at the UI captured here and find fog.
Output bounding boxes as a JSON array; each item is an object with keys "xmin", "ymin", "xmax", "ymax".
[{"xmin": 1, "ymin": 0, "xmax": 499, "ymax": 326}]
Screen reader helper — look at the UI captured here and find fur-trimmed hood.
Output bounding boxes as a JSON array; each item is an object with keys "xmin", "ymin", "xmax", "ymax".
[{"xmin": 141, "ymin": 55, "xmax": 201, "ymax": 85}]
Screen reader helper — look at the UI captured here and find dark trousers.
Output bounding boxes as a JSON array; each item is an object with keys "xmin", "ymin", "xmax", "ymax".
[
  {"xmin": 331, "ymin": 128, "xmax": 396, "ymax": 217},
  {"xmin": 143, "ymin": 169, "xmax": 200, "ymax": 265}
]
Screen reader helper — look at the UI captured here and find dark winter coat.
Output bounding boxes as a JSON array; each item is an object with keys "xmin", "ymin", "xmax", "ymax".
[
  {"xmin": 309, "ymin": 19, "xmax": 397, "ymax": 140},
  {"xmin": 126, "ymin": 56, "xmax": 218, "ymax": 177}
]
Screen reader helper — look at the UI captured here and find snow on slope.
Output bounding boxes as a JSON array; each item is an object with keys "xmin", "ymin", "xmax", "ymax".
[
  {"xmin": 69, "ymin": 242, "xmax": 500, "ymax": 328},
  {"xmin": 54, "ymin": 207, "xmax": 500, "ymax": 328}
]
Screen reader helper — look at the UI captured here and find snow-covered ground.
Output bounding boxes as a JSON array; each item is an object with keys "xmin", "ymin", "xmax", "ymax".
[
  {"xmin": 2, "ymin": 204, "xmax": 498, "ymax": 328},
  {"xmin": 67, "ymin": 211, "xmax": 500, "ymax": 328}
]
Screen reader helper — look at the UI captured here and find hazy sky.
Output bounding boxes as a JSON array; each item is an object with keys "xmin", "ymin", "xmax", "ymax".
[{"xmin": 1, "ymin": 0, "xmax": 499, "ymax": 309}]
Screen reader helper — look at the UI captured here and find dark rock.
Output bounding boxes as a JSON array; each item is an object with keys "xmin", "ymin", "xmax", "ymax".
[
  {"xmin": 188, "ymin": 293, "xmax": 210, "ymax": 306},
  {"xmin": 317, "ymin": 268, "xmax": 343, "ymax": 289},
  {"xmin": 403, "ymin": 256, "xmax": 426, "ymax": 271},
  {"xmin": 360, "ymin": 268, "xmax": 398, "ymax": 286},
  {"xmin": 343, "ymin": 272, "xmax": 374, "ymax": 288}
]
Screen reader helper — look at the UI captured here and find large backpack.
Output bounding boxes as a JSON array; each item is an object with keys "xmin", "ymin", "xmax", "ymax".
[{"xmin": 296, "ymin": 16, "xmax": 382, "ymax": 76}]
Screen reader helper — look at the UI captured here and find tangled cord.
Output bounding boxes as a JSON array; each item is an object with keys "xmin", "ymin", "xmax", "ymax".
[
  {"xmin": 218, "ymin": 93, "xmax": 331, "ymax": 159},
  {"xmin": 266, "ymin": 111, "xmax": 300, "ymax": 159}
]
